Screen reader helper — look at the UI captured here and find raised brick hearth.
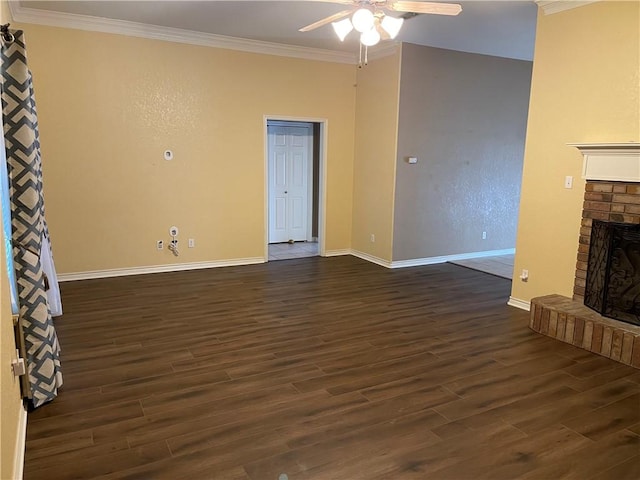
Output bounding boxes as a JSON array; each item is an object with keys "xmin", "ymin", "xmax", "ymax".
[
  {"xmin": 530, "ymin": 294, "xmax": 640, "ymax": 368},
  {"xmin": 529, "ymin": 144, "xmax": 640, "ymax": 369}
]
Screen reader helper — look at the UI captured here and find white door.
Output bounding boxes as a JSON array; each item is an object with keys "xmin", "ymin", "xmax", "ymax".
[{"xmin": 268, "ymin": 124, "xmax": 311, "ymax": 243}]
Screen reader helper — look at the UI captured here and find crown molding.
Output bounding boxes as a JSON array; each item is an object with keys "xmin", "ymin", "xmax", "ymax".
[
  {"xmin": 535, "ymin": 1, "xmax": 600, "ymax": 15},
  {"xmin": 8, "ymin": 2, "xmax": 357, "ymax": 65},
  {"xmin": 367, "ymin": 41, "xmax": 401, "ymax": 61}
]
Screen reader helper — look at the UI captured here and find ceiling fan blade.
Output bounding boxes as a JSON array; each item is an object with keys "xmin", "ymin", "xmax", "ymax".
[
  {"xmin": 299, "ymin": 9, "xmax": 353, "ymax": 32},
  {"xmin": 389, "ymin": 1, "xmax": 462, "ymax": 16},
  {"xmin": 295, "ymin": 0, "xmax": 353, "ymax": 3}
]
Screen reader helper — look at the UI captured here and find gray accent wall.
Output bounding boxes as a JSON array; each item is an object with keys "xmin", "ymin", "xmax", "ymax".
[{"xmin": 393, "ymin": 43, "xmax": 532, "ymax": 261}]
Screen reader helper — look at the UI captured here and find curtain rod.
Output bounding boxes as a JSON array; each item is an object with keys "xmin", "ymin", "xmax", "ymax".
[{"xmin": 1, "ymin": 23, "xmax": 14, "ymax": 43}]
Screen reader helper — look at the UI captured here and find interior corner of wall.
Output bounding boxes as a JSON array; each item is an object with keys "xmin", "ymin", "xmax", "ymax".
[{"xmin": 0, "ymin": 0, "xmax": 13, "ymax": 24}]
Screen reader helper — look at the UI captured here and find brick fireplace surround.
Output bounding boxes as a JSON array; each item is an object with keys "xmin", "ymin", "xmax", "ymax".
[{"xmin": 530, "ymin": 145, "xmax": 640, "ymax": 369}]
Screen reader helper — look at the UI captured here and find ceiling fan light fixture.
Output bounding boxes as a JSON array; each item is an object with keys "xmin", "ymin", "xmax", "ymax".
[
  {"xmin": 360, "ymin": 27, "xmax": 381, "ymax": 47},
  {"xmin": 352, "ymin": 8, "xmax": 375, "ymax": 33},
  {"xmin": 380, "ymin": 15, "xmax": 404, "ymax": 40},
  {"xmin": 331, "ymin": 18, "xmax": 353, "ymax": 42}
]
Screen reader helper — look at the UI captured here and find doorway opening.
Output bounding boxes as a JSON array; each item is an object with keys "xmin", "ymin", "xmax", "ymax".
[{"xmin": 265, "ymin": 118, "xmax": 325, "ymax": 262}]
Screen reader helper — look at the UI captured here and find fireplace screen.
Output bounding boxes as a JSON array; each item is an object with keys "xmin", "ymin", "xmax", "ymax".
[{"xmin": 584, "ymin": 220, "xmax": 640, "ymax": 326}]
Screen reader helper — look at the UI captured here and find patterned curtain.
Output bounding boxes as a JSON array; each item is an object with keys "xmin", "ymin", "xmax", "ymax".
[{"xmin": 1, "ymin": 27, "xmax": 62, "ymax": 408}]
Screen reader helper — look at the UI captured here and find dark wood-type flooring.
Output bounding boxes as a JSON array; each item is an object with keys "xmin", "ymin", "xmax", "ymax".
[{"xmin": 24, "ymin": 256, "xmax": 640, "ymax": 479}]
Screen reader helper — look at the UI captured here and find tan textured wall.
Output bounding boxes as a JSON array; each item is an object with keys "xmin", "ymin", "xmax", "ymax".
[
  {"xmin": 512, "ymin": 1, "xmax": 640, "ymax": 304},
  {"xmin": 351, "ymin": 49, "xmax": 402, "ymax": 262},
  {"xmin": 19, "ymin": 24, "xmax": 356, "ymax": 274},
  {"xmin": 393, "ymin": 43, "xmax": 532, "ymax": 261},
  {"xmin": 0, "ymin": 234, "xmax": 23, "ymax": 480}
]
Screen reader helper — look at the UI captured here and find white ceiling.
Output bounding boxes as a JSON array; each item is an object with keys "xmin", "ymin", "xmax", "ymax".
[{"xmin": 16, "ymin": 1, "xmax": 538, "ymax": 61}]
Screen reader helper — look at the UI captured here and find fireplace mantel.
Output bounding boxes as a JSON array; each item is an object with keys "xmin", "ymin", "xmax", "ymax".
[{"xmin": 569, "ymin": 143, "xmax": 640, "ymax": 182}]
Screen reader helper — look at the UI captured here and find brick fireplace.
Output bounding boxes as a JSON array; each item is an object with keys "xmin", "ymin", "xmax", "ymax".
[
  {"xmin": 530, "ymin": 144, "xmax": 640, "ymax": 368},
  {"xmin": 573, "ymin": 181, "xmax": 640, "ymax": 302}
]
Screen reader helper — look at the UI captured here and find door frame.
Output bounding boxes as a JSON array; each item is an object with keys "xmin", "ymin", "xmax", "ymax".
[
  {"xmin": 263, "ymin": 115, "xmax": 328, "ymax": 261},
  {"xmin": 267, "ymin": 121, "xmax": 313, "ymax": 243}
]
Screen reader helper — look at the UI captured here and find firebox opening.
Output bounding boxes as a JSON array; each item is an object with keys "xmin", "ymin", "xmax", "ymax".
[{"xmin": 585, "ymin": 220, "xmax": 640, "ymax": 326}]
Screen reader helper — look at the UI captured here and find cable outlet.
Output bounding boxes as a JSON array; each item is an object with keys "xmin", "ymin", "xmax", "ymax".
[
  {"xmin": 188, "ymin": 238, "xmax": 195, "ymax": 248},
  {"xmin": 169, "ymin": 226, "xmax": 179, "ymax": 236},
  {"xmin": 156, "ymin": 240, "xmax": 164, "ymax": 250}
]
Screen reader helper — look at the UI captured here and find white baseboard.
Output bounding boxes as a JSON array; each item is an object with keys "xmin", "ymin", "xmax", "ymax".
[
  {"xmin": 390, "ymin": 248, "xmax": 515, "ymax": 269},
  {"xmin": 350, "ymin": 250, "xmax": 392, "ymax": 268},
  {"xmin": 323, "ymin": 249, "xmax": 351, "ymax": 257},
  {"xmin": 58, "ymin": 257, "xmax": 265, "ymax": 282},
  {"xmin": 13, "ymin": 405, "xmax": 27, "ymax": 480},
  {"xmin": 325, "ymin": 248, "xmax": 515, "ymax": 271},
  {"xmin": 507, "ymin": 296, "xmax": 531, "ymax": 311},
  {"xmin": 57, "ymin": 248, "xmax": 515, "ymax": 281}
]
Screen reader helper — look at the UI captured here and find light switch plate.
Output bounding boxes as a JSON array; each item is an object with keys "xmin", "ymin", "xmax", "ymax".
[{"xmin": 565, "ymin": 176, "xmax": 573, "ymax": 189}]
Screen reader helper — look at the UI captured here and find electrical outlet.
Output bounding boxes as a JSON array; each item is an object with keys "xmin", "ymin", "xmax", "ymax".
[
  {"xmin": 370, "ymin": 234, "xmax": 375, "ymax": 243},
  {"xmin": 482, "ymin": 231, "xmax": 487, "ymax": 240},
  {"xmin": 520, "ymin": 269, "xmax": 529, "ymax": 282},
  {"xmin": 188, "ymin": 238, "xmax": 195, "ymax": 248},
  {"xmin": 169, "ymin": 226, "xmax": 179, "ymax": 236},
  {"xmin": 156, "ymin": 240, "xmax": 164, "ymax": 250},
  {"xmin": 11, "ymin": 356, "xmax": 26, "ymax": 377}
]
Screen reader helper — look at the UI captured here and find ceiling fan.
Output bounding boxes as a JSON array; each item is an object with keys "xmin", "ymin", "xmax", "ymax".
[{"xmin": 299, "ymin": 1, "xmax": 462, "ymax": 47}]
